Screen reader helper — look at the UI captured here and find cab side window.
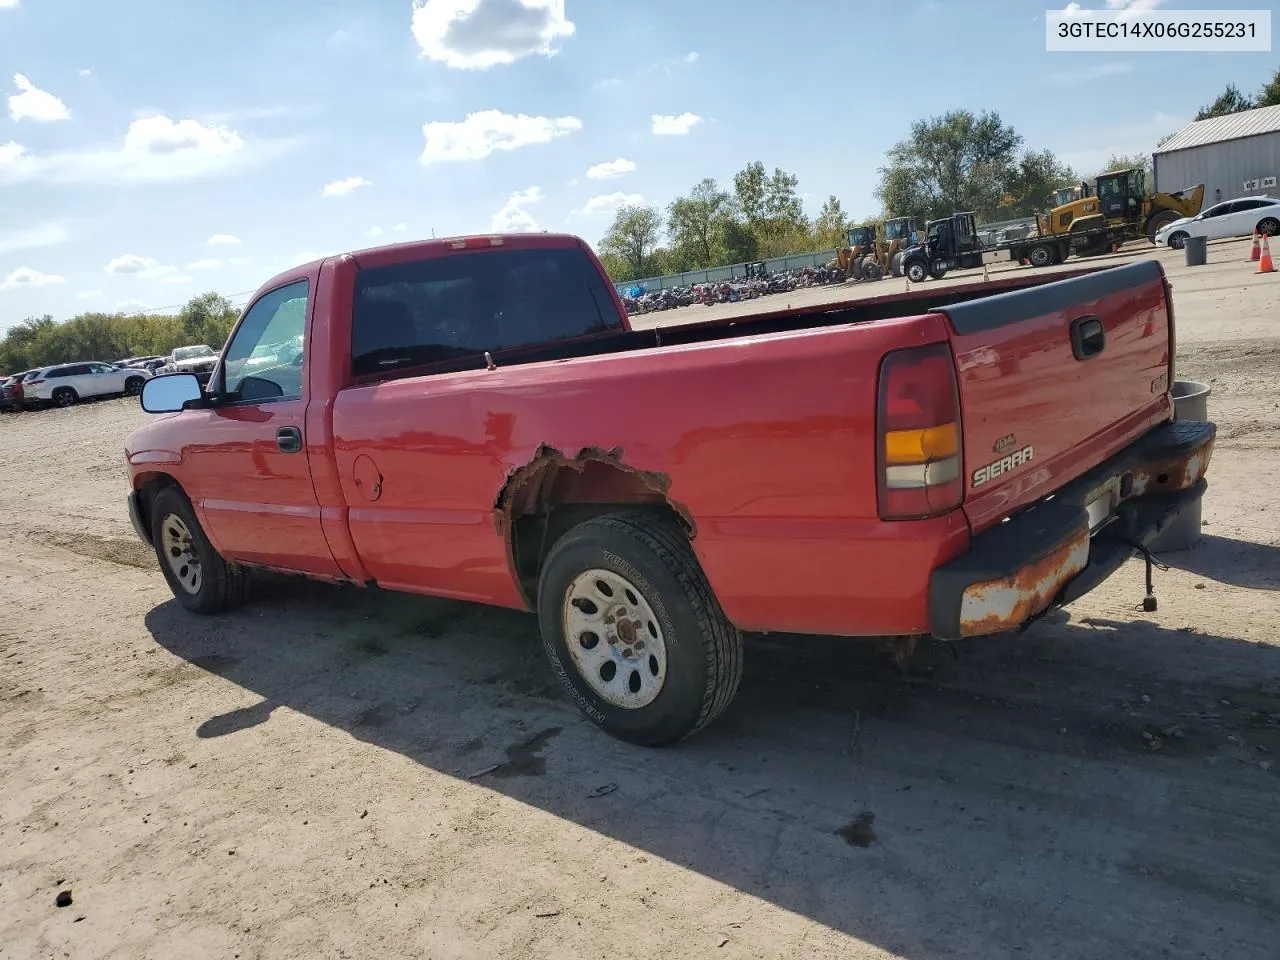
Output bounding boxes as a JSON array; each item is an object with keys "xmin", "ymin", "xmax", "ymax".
[{"xmin": 220, "ymin": 280, "xmax": 309, "ymax": 403}]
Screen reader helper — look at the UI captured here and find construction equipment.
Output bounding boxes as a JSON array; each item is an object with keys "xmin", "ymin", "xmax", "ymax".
[
  {"xmin": 1040, "ymin": 168, "xmax": 1205, "ymax": 255},
  {"xmin": 836, "ymin": 225, "xmax": 889, "ymax": 281}
]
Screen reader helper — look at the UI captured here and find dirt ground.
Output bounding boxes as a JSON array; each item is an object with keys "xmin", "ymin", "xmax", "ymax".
[{"xmin": 2, "ymin": 237, "xmax": 1278, "ymax": 960}]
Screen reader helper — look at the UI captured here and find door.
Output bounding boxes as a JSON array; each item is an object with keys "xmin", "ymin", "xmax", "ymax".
[
  {"xmin": 1223, "ymin": 199, "xmax": 1267, "ymax": 238},
  {"xmin": 1194, "ymin": 202, "xmax": 1233, "ymax": 240},
  {"xmin": 180, "ymin": 279, "xmax": 342, "ymax": 578},
  {"xmin": 85, "ymin": 363, "xmax": 121, "ymax": 397}
]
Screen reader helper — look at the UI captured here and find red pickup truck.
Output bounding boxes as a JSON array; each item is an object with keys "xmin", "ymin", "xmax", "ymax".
[{"xmin": 125, "ymin": 233, "xmax": 1214, "ymax": 745}]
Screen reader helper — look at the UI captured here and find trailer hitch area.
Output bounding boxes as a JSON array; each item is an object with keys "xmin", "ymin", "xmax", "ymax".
[{"xmin": 1114, "ymin": 504, "xmax": 1170, "ymax": 613}]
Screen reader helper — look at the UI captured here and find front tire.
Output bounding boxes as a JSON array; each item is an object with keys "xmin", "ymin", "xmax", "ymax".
[
  {"xmin": 1167, "ymin": 231, "xmax": 1189, "ymax": 250},
  {"xmin": 1257, "ymin": 217, "xmax": 1280, "ymax": 237},
  {"xmin": 537, "ymin": 511, "xmax": 743, "ymax": 746},
  {"xmin": 905, "ymin": 260, "xmax": 928, "ymax": 284},
  {"xmin": 125, "ymin": 376, "xmax": 145, "ymax": 396},
  {"xmin": 150, "ymin": 486, "xmax": 248, "ymax": 614}
]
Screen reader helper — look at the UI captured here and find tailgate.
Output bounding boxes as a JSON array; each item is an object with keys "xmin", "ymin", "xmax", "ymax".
[{"xmin": 941, "ymin": 260, "xmax": 1174, "ymax": 534}]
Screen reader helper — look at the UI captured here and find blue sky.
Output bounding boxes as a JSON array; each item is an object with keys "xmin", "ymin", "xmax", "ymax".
[{"xmin": 0, "ymin": 0, "xmax": 1275, "ymax": 329}]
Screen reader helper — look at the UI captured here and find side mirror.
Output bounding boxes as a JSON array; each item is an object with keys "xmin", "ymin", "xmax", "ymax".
[{"xmin": 140, "ymin": 373, "xmax": 203, "ymax": 413}]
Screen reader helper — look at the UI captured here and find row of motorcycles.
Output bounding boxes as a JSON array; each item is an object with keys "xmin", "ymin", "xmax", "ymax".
[{"xmin": 620, "ymin": 264, "xmax": 848, "ymax": 316}]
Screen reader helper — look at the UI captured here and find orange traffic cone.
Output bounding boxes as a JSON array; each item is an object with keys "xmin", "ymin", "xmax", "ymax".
[
  {"xmin": 1257, "ymin": 233, "xmax": 1275, "ymax": 274},
  {"xmin": 1249, "ymin": 230, "xmax": 1261, "ymax": 261}
]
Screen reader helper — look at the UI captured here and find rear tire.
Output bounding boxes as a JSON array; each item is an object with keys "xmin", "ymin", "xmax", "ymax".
[
  {"xmin": 150, "ymin": 486, "xmax": 249, "ymax": 615},
  {"xmin": 536, "ymin": 510, "xmax": 743, "ymax": 746},
  {"xmin": 52, "ymin": 387, "xmax": 78, "ymax": 408},
  {"xmin": 1028, "ymin": 244, "xmax": 1054, "ymax": 268}
]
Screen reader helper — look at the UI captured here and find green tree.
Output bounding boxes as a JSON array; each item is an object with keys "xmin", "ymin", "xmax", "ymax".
[
  {"xmin": 1195, "ymin": 83, "xmax": 1254, "ymax": 120},
  {"xmin": 180, "ymin": 292, "xmax": 239, "ymax": 347},
  {"xmin": 1100, "ymin": 152, "xmax": 1153, "ymax": 180},
  {"xmin": 1257, "ymin": 66, "xmax": 1280, "ymax": 107},
  {"xmin": 876, "ymin": 109, "xmax": 1023, "ymax": 222},
  {"xmin": 1002, "ymin": 150, "xmax": 1078, "ymax": 218},
  {"xmin": 811, "ymin": 195, "xmax": 852, "ymax": 249},
  {"xmin": 732, "ymin": 161, "xmax": 809, "ymax": 257},
  {"xmin": 666, "ymin": 178, "xmax": 735, "ymax": 268},
  {"xmin": 599, "ymin": 204, "xmax": 664, "ymax": 278}
]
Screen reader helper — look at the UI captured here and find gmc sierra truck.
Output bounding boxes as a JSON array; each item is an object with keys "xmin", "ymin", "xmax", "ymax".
[{"xmin": 124, "ymin": 233, "xmax": 1215, "ymax": 746}]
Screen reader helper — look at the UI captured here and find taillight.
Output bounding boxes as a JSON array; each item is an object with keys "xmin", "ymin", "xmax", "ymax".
[
  {"xmin": 25, "ymin": 379, "xmax": 43, "ymax": 387},
  {"xmin": 876, "ymin": 342, "xmax": 964, "ymax": 521}
]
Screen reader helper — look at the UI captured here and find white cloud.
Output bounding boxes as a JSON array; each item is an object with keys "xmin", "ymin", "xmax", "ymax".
[
  {"xmin": 1060, "ymin": 0, "xmax": 1163, "ymax": 18},
  {"xmin": 8, "ymin": 74, "xmax": 70, "ymax": 123},
  {"xmin": 116, "ymin": 299, "xmax": 153, "ymax": 312},
  {"xmin": 421, "ymin": 109, "xmax": 581, "ymax": 163},
  {"xmin": 207, "ymin": 233, "xmax": 241, "ymax": 245},
  {"xmin": 366, "ymin": 226, "xmax": 384, "ymax": 238},
  {"xmin": 684, "ymin": 51, "xmax": 699, "ymax": 63},
  {"xmin": 1048, "ymin": 61, "xmax": 1133, "ymax": 84},
  {"xmin": 78, "ymin": 68, "xmax": 92, "ymax": 78},
  {"xmin": 1, "ymin": 267, "xmax": 65, "ymax": 291},
  {"xmin": 577, "ymin": 192, "xmax": 643, "ymax": 216},
  {"xmin": 0, "ymin": 114, "xmax": 255, "ymax": 185},
  {"xmin": 77, "ymin": 290, "xmax": 102, "ymax": 300},
  {"xmin": 105, "ymin": 254, "xmax": 178, "ymax": 279},
  {"xmin": 0, "ymin": 221, "xmax": 70, "ymax": 255},
  {"xmin": 586, "ymin": 157, "xmax": 636, "ymax": 180},
  {"xmin": 392, "ymin": 223, "xmax": 408, "ymax": 233},
  {"xmin": 651, "ymin": 112, "xmax": 702, "ymax": 136},
  {"xmin": 0, "ymin": 1, "xmax": 21, "ymax": 9},
  {"xmin": 411, "ymin": 0, "xmax": 575, "ymax": 70},
  {"xmin": 187, "ymin": 258, "xmax": 222, "ymax": 271},
  {"xmin": 322, "ymin": 175, "xmax": 372, "ymax": 197},
  {"xmin": 491, "ymin": 186, "xmax": 543, "ymax": 232}
]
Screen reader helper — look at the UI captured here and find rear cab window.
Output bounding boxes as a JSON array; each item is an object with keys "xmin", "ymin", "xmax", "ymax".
[{"xmin": 350, "ymin": 245, "xmax": 624, "ymax": 379}]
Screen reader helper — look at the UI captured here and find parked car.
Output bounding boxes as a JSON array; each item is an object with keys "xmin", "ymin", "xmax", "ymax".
[
  {"xmin": 159, "ymin": 345, "xmax": 219, "ymax": 383},
  {"xmin": 23, "ymin": 361, "xmax": 152, "ymax": 408},
  {"xmin": 0, "ymin": 370, "xmax": 37, "ymax": 411},
  {"xmin": 1154, "ymin": 195, "xmax": 1280, "ymax": 249},
  {"xmin": 125, "ymin": 233, "xmax": 1213, "ymax": 746},
  {"xmin": 115, "ymin": 355, "xmax": 166, "ymax": 369}
]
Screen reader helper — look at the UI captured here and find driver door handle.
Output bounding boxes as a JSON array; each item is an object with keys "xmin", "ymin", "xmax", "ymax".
[{"xmin": 276, "ymin": 426, "xmax": 303, "ymax": 454}]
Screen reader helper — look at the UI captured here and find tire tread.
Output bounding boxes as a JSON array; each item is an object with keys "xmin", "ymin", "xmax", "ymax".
[{"xmin": 569, "ymin": 510, "xmax": 743, "ymax": 739}]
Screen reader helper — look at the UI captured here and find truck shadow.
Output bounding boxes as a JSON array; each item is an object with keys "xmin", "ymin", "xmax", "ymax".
[
  {"xmin": 1158, "ymin": 534, "xmax": 1280, "ymax": 591},
  {"xmin": 145, "ymin": 579, "xmax": 1280, "ymax": 960}
]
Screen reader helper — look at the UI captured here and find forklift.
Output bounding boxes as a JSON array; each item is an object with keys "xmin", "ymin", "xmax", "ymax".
[{"xmin": 898, "ymin": 212, "xmax": 985, "ymax": 283}]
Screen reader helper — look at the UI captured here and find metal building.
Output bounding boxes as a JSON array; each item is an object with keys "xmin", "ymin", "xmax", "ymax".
[{"xmin": 1153, "ymin": 104, "xmax": 1280, "ymax": 207}]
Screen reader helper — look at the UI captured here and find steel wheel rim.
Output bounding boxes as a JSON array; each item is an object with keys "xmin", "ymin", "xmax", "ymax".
[
  {"xmin": 161, "ymin": 513, "xmax": 202, "ymax": 595},
  {"xmin": 562, "ymin": 568, "xmax": 667, "ymax": 709}
]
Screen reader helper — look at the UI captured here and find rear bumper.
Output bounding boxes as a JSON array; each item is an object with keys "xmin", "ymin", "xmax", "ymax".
[{"xmin": 929, "ymin": 419, "xmax": 1215, "ymax": 640}]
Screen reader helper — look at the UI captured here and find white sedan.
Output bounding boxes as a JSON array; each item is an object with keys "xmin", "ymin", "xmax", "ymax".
[{"xmin": 1154, "ymin": 195, "xmax": 1280, "ymax": 249}]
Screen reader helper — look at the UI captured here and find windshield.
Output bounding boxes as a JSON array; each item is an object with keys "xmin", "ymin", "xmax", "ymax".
[{"xmin": 172, "ymin": 345, "xmax": 215, "ymax": 361}]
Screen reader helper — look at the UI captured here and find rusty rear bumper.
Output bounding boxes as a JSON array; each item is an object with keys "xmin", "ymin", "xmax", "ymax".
[{"xmin": 929, "ymin": 419, "xmax": 1216, "ymax": 640}]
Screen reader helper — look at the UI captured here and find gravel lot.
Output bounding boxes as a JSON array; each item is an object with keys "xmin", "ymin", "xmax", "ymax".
[{"xmin": 2, "ymin": 238, "xmax": 1278, "ymax": 960}]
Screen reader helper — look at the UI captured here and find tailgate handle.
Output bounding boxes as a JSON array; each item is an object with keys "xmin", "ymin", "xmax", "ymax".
[{"xmin": 1070, "ymin": 315, "xmax": 1105, "ymax": 361}]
